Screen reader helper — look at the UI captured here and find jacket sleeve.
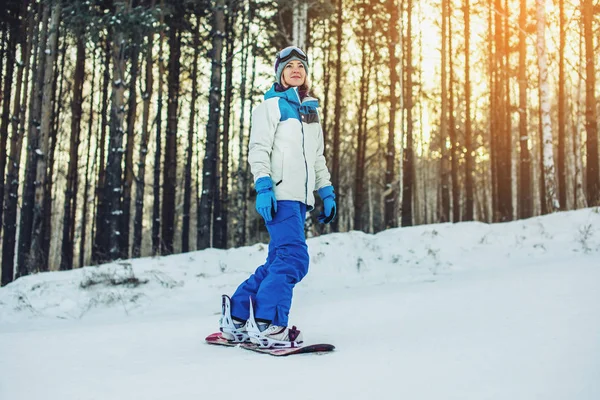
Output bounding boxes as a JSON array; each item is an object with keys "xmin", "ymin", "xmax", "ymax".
[
  {"xmin": 248, "ymin": 99, "xmax": 280, "ymax": 182},
  {"xmin": 314, "ymin": 119, "xmax": 332, "ymax": 191}
]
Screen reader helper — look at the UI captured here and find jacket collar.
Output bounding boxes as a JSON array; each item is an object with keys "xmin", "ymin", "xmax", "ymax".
[
  {"xmin": 264, "ymin": 83, "xmax": 301, "ymax": 105},
  {"xmin": 264, "ymin": 84, "xmax": 320, "ymax": 115}
]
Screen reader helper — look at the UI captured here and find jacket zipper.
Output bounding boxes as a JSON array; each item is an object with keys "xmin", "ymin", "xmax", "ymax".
[
  {"xmin": 295, "ymin": 91, "xmax": 309, "ymax": 205},
  {"xmin": 300, "ymin": 115, "xmax": 308, "ymax": 205}
]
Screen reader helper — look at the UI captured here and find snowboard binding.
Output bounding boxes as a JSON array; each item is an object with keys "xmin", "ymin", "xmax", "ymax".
[
  {"xmin": 219, "ymin": 295, "xmax": 250, "ymax": 343},
  {"xmin": 246, "ymin": 297, "xmax": 304, "ymax": 349}
]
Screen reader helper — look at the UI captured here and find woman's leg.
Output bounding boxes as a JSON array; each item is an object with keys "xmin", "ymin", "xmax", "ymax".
[
  {"xmin": 230, "ymin": 244, "xmax": 276, "ymax": 321},
  {"xmin": 254, "ymin": 201, "xmax": 309, "ymax": 326}
]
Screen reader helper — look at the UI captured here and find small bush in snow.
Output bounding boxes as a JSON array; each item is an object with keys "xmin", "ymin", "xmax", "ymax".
[
  {"xmin": 80, "ymin": 265, "xmax": 148, "ymax": 289},
  {"xmin": 576, "ymin": 224, "xmax": 594, "ymax": 254}
]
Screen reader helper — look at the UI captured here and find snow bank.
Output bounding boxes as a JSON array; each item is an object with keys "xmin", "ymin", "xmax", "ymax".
[{"xmin": 1, "ymin": 207, "xmax": 599, "ymax": 324}]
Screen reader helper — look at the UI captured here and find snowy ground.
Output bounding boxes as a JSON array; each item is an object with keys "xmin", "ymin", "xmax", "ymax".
[{"xmin": 1, "ymin": 208, "xmax": 600, "ymax": 400}]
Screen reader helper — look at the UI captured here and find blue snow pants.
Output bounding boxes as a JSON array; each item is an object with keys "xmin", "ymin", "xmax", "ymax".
[{"xmin": 230, "ymin": 201, "xmax": 309, "ymax": 327}]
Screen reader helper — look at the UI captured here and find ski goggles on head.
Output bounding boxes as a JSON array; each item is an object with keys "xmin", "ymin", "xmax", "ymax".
[{"xmin": 276, "ymin": 46, "xmax": 308, "ymax": 65}]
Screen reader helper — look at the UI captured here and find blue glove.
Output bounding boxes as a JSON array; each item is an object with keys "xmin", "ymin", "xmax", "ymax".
[
  {"xmin": 317, "ymin": 186, "xmax": 336, "ymax": 224},
  {"xmin": 255, "ymin": 177, "xmax": 277, "ymax": 222}
]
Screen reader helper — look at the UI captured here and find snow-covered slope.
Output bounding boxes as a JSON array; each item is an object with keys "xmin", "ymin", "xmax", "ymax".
[{"xmin": 1, "ymin": 208, "xmax": 599, "ymax": 400}]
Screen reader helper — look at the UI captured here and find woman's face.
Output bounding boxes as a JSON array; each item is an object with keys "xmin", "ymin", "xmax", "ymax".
[{"xmin": 281, "ymin": 60, "xmax": 306, "ymax": 88}]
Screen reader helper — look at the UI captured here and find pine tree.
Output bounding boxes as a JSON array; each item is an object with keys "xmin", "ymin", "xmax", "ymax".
[
  {"xmin": 0, "ymin": 1, "xmax": 21, "ymax": 237},
  {"xmin": 152, "ymin": 1, "xmax": 165, "ymax": 256},
  {"xmin": 401, "ymin": 0, "xmax": 414, "ymax": 227},
  {"xmin": 28, "ymin": 1, "xmax": 61, "ymax": 273},
  {"xmin": 182, "ymin": 15, "xmax": 200, "ymax": 253},
  {"xmin": 60, "ymin": 35, "xmax": 85, "ymax": 270},
  {"xmin": 518, "ymin": 0, "xmax": 532, "ymax": 218},
  {"xmin": 330, "ymin": 0, "xmax": 344, "ymax": 232},
  {"xmin": 463, "ymin": 0, "xmax": 474, "ymax": 221},
  {"xmin": 161, "ymin": 3, "xmax": 182, "ymax": 255},
  {"xmin": 582, "ymin": 0, "xmax": 599, "ymax": 206},
  {"xmin": 104, "ymin": 0, "xmax": 128, "ymax": 260},
  {"xmin": 198, "ymin": 0, "xmax": 225, "ymax": 250},
  {"xmin": 2, "ymin": 0, "xmax": 31, "ymax": 285},
  {"xmin": 384, "ymin": 0, "xmax": 399, "ymax": 228},
  {"xmin": 121, "ymin": 26, "xmax": 141, "ymax": 259},
  {"xmin": 92, "ymin": 36, "xmax": 111, "ymax": 263},
  {"xmin": 536, "ymin": 0, "xmax": 559, "ymax": 212},
  {"xmin": 80, "ymin": 45, "xmax": 98, "ymax": 268},
  {"xmin": 133, "ymin": 0, "xmax": 157, "ymax": 258}
]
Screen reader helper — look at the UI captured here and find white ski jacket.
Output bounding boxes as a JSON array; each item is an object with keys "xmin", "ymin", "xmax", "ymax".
[{"xmin": 248, "ymin": 84, "xmax": 331, "ymax": 211}]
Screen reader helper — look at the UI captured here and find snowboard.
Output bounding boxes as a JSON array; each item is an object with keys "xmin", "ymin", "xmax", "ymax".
[{"xmin": 205, "ymin": 332, "xmax": 335, "ymax": 357}]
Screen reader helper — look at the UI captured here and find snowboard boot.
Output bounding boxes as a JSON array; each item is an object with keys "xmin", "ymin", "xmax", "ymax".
[
  {"xmin": 246, "ymin": 297, "xmax": 304, "ymax": 349},
  {"xmin": 219, "ymin": 295, "xmax": 250, "ymax": 343}
]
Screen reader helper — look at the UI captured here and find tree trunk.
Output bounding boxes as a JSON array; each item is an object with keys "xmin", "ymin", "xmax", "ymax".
[
  {"xmin": 92, "ymin": 37, "xmax": 111, "ymax": 263},
  {"xmin": 538, "ymin": 69, "xmax": 547, "ymax": 215},
  {"xmin": 60, "ymin": 36, "xmax": 85, "ymax": 270},
  {"xmin": 448, "ymin": 0, "xmax": 459, "ymax": 223},
  {"xmin": 557, "ymin": 0, "xmax": 566, "ymax": 209},
  {"xmin": 153, "ymin": 3, "xmax": 165, "ymax": 256},
  {"xmin": 573, "ymin": 32, "xmax": 587, "ymax": 209},
  {"xmin": 182, "ymin": 18, "xmax": 199, "ymax": 253},
  {"xmin": 440, "ymin": 0, "xmax": 450, "ymax": 222},
  {"xmin": 401, "ymin": 0, "xmax": 414, "ymax": 227},
  {"xmin": 104, "ymin": 0, "xmax": 127, "ymax": 261},
  {"xmin": 2, "ymin": 5, "xmax": 33, "ymax": 286},
  {"xmin": 121, "ymin": 33, "xmax": 140, "ymax": 259},
  {"xmin": 487, "ymin": 0, "xmax": 497, "ymax": 221},
  {"xmin": 292, "ymin": 0, "xmax": 308, "ymax": 49},
  {"xmin": 239, "ymin": 25, "xmax": 258, "ymax": 242},
  {"xmin": 330, "ymin": 0, "xmax": 343, "ymax": 232},
  {"xmin": 17, "ymin": 2, "xmax": 48, "ymax": 278},
  {"xmin": 415, "ymin": 18, "xmax": 426, "ymax": 224},
  {"xmin": 536, "ymin": 0, "xmax": 559, "ymax": 212},
  {"xmin": 28, "ymin": 1, "xmax": 60, "ymax": 273},
  {"xmin": 214, "ymin": 2, "xmax": 236, "ymax": 249},
  {"xmin": 45, "ymin": 26, "xmax": 67, "ymax": 269},
  {"xmin": 133, "ymin": 1, "xmax": 156, "ymax": 258},
  {"xmin": 161, "ymin": 17, "xmax": 181, "ymax": 255},
  {"xmin": 353, "ymin": 18, "xmax": 369, "ymax": 231},
  {"xmin": 43, "ymin": 20, "xmax": 58, "ymax": 268},
  {"xmin": 198, "ymin": 0, "xmax": 225, "ymax": 250},
  {"xmin": 518, "ymin": 0, "xmax": 532, "ymax": 218},
  {"xmin": 234, "ymin": 1, "xmax": 250, "ymax": 248},
  {"xmin": 463, "ymin": 0, "xmax": 474, "ymax": 221},
  {"xmin": 503, "ymin": 0, "xmax": 511, "ymax": 217},
  {"xmin": 80, "ymin": 46, "xmax": 98, "ymax": 268},
  {"xmin": 321, "ymin": 18, "xmax": 331, "ymax": 147},
  {"xmin": 582, "ymin": 0, "xmax": 599, "ymax": 206},
  {"xmin": 0, "ymin": 25, "xmax": 4, "ymax": 103},
  {"xmin": 493, "ymin": 0, "xmax": 512, "ymax": 221},
  {"xmin": 0, "ymin": 10, "xmax": 19, "ymax": 236},
  {"xmin": 384, "ymin": 0, "xmax": 399, "ymax": 228}
]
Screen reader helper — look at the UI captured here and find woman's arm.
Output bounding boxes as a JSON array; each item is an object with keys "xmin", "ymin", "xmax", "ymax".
[
  {"xmin": 314, "ymin": 121, "xmax": 332, "ymax": 190},
  {"xmin": 248, "ymin": 100, "xmax": 280, "ymax": 182}
]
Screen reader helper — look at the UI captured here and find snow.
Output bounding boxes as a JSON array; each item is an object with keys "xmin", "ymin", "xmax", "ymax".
[{"xmin": 1, "ymin": 208, "xmax": 600, "ymax": 400}]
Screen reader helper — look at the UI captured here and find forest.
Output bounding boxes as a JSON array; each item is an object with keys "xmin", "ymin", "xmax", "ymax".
[{"xmin": 0, "ymin": 0, "xmax": 598, "ymax": 286}]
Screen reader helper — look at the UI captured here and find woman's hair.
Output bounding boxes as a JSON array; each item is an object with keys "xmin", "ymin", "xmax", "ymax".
[{"xmin": 298, "ymin": 75, "xmax": 311, "ymax": 100}]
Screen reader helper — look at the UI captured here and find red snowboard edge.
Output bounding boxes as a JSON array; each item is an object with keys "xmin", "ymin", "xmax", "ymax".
[
  {"xmin": 241, "ymin": 343, "xmax": 335, "ymax": 356},
  {"xmin": 205, "ymin": 332, "xmax": 240, "ymax": 347}
]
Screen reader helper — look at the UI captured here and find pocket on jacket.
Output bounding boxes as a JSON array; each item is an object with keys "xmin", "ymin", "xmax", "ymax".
[
  {"xmin": 301, "ymin": 112, "xmax": 320, "ymax": 124},
  {"xmin": 271, "ymin": 148, "xmax": 285, "ymax": 184}
]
